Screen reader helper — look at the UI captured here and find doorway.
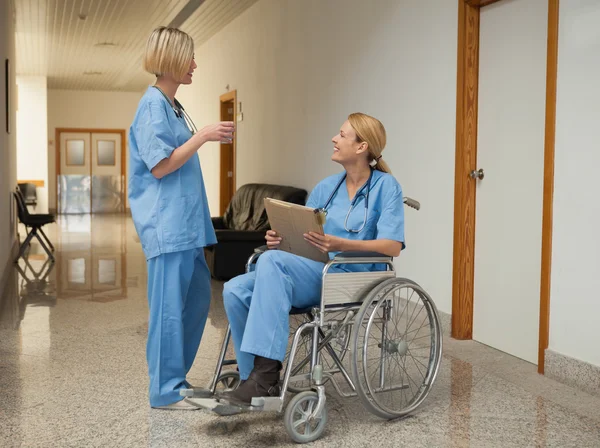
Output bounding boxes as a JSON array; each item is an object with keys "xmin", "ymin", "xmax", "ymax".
[
  {"xmin": 56, "ymin": 128, "xmax": 126, "ymax": 214},
  {"xmin": 452, "ymin": 0, "xmax": 559, "ymax": 370},
  {"xmin": 219, "ymin": 90, "xmax": 237, "ymax": 215}
]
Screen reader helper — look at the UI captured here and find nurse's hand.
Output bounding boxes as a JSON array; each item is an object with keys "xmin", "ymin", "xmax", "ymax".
[
  {"xmin": 266, "ymin": 230, "xmax": 282, "ymax": 249},
  {"xmin": 199, "ymin": 121, "xmax": 235, "ymax": 143},
  {"xmin": 304, "ymin": 232, "xmax": 345, "ymax": 253}
]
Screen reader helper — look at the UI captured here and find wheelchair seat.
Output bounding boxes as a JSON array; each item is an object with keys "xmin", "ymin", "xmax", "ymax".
[{"xmin": 290, "ymin": 307, "xmax": 313, "ymax": 315}]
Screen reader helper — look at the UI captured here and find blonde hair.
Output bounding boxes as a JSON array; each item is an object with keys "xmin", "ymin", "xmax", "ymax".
[
  {"xmin": 143, "ymin": 27, "xmax": 194, "ymax": 81},
  {"xmin": 347, "ymin": 112, "xmax": 391, "ymax": 173}
]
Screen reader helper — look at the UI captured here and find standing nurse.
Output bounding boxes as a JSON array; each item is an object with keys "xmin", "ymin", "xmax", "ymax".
[
  {"xmin": 128, "ymin": 26, "xmax": 234, "ymax": 410},
  {"xmin": 221, "ymin": 112, "xmax": 405, "ymax": 406}
]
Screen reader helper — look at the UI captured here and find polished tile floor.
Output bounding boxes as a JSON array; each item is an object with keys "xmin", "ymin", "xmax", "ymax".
[{"xmin": 1, "ymin": 215, "xmax": 599, "ymax": 447}]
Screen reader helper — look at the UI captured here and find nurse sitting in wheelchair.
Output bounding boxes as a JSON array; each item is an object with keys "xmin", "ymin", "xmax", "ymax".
[{"xmin": 221, "ymin": 112, "xmax": 406, "ymax": 406}]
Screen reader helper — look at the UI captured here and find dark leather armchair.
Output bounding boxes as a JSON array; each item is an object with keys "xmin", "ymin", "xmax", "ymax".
[{"xmin": 205, "ymin": 183, "xmax": 307, "ymax": 280}]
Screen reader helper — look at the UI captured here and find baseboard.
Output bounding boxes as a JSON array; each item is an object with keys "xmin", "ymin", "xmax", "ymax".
[
  {"xmin": 0, "ymin": 239, "xmax": 18, "ymax": 299},
  {"xmin": 545, "ymin": 349, "xmax": 600, "ymax": 398},
  {"xmin": 438, "ymin": 309, "xmax": 451, "ymax": 336},
  {"xmin": 49, "ymin": 207, "xmax": 57, "ymax": 215}
]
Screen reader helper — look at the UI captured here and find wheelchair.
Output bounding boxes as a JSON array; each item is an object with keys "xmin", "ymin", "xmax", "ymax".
[{"xmin": 183, "ymin": 197, "xmax": 443, "ymax": 444}]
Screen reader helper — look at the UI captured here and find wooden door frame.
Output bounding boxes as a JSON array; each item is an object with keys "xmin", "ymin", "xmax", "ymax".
[
  {"xmin": 219, "ymin": 90, "xmax": 237, "ymax": 215},
  {"xmin": 55, "ymin": 128, "xmax": 127, "ymax": 213},
  {"xmin": 452, "ymin": 0, "xmax": 559, "ymax": 374}
]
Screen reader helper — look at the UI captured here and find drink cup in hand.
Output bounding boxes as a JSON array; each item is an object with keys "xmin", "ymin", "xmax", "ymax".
[{"xmin": 200, "ymin": 121, "xmax": 235, "ymax": 143}]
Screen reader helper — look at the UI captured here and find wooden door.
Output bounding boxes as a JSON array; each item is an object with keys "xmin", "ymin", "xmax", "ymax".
[{"xmin": 219, "ymin": 90, "xmax": 237, "ymax": 215}]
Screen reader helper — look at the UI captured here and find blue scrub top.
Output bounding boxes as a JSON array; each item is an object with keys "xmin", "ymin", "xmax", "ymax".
[
  {"xmin": 128, "ymin": 86, "xmax": 216, "ymax": 260},
  {"xmin": 306, "ymin": 169, "xmax": 405, "ymax": 269}
]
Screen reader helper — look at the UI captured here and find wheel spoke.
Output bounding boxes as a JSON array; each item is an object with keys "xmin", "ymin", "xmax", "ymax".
[
  {"xmin": 408, "ymin": 332, "xmax": 434, "ymax": 342},
  {"xmin": 404, "ymin": 316, "xmax": 431, "ymax": 339},
  {"xmin": 294, "ymin": 418, "xmax": 307, "ymax": 429},
  {"xmin": 404, "ymin": 305, "xmax": 426, "ymax": 340},
  {"xmin": 407, "ymin": 348, "xmax": 429, "ymax": 371}
]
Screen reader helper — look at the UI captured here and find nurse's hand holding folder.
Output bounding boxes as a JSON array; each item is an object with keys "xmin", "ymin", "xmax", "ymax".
[
  {"xmin": 302, "ymin": 231, "xmax": 345, "ymax": 253},
  {"xmin": 265, "ymin": 230, "xmax": 282, "ymax": 250}
]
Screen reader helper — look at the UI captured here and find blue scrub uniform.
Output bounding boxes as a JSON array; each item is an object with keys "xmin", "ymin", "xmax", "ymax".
[
  {"xmin": 128, "ymin": 87, "xmax": 217, "ymax": 407},
  {"xmin": 223, "ymin": 170, "xmax": 405, "ymax": 379}
]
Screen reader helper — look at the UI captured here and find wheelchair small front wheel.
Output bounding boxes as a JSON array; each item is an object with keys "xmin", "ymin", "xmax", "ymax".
[
  {"xmin": 284, "ymin": 391, "xmax": 328, "ymax": 444},
  {"xmin": 215, "ymin": 371, "xmax": 241, "ymax": 392}
]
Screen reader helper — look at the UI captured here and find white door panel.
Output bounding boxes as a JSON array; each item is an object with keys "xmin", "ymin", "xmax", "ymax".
[
  {"xmin": 91, "ymin": 133, "xmax": 123, "ymax": 213},
  {"xmin": 59, "ymin": 133, "xmax": 91, "ymax": 213},
  {"xmin": 473, "ymin": 0, "xmax": 548, "ymax": 364}
]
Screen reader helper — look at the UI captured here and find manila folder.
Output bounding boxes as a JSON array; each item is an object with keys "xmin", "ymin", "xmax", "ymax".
[{"xmin": 264, "ymin": 198, "xmax": 329, "ymax": 263}]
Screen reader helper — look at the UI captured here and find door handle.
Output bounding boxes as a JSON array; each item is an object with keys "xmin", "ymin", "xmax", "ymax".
[{"xmin": 470, "ymin": 168, "xmax": 484, "ymax": 180}]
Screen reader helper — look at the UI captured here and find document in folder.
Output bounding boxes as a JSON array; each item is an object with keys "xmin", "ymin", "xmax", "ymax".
[{"xmin": 264, "ymin": 198, "xmax": 330, "ymax": 263}]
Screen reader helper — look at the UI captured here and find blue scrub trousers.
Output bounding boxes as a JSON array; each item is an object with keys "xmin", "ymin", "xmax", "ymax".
[
  {"xmin": 146, "ymin": 247, "xmax": 211, "ymax": 407},
  {"xmin": 222, "ymin": 250, "xmax": 327, "ymax": 380}
]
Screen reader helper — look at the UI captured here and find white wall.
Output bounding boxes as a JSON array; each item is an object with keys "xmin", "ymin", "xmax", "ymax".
[
  {"xmin": 0, "ymin": 0, "xmax": 18, "ymax": 277},
  {"xmin": 16, "ymin": 76, "xmax": 48, "ymax": 212},
  {"xmin": 47, "ymin": 89, "xmax": 143, "ymax": 210},
  {"xmin": 549, "ymin": 0, "xmax": 600, "ymax": 368},
  {"xmin": 180, "ymin": 0, "xmax": 458, "ymax": 314}
]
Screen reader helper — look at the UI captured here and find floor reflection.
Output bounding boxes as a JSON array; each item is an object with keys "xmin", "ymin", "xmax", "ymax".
[
  {"xmin": 13, "ymin": 255, "xmax": 56, "ymax": 330},
  {"xmin": 1, "ymin": 214, "xmax": 137, "ymax": 332},
  {"xmin": 56, "ymin": 214, "xmax": 129, "ymax": 302}
]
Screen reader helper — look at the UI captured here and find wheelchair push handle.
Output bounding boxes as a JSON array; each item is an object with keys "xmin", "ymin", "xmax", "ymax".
[{"xmin": 403, "ymin": 196, "xmax": 420, "ymax": 211}]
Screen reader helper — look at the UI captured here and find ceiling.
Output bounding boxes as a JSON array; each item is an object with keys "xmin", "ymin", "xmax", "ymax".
[{"xmin": 14, "ymin": 0, "xmax": 259, "ymax": 92}]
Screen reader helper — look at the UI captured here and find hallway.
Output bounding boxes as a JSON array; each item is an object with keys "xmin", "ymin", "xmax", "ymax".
[{"xmin": 1, "ymin": 215, "xmax": 599, "ymax": 447}]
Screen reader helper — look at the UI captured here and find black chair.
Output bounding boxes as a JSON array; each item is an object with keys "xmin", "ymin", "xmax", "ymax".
[
  {"xmin": 13, "ymin": 190, "xmax": 56, "ymax": 262},
  {"xmin": 205, "ymin": 183, "xmax": 308, "ymax": 280},
  {"xmin": 17, "ymin": 182, "xmax": 38, "ymax": 209}
]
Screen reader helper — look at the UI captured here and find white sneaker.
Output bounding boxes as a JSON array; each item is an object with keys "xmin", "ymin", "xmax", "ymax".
[{"xmin": 153, "ymin": 398, "xmax": 202, "ymax": 410}]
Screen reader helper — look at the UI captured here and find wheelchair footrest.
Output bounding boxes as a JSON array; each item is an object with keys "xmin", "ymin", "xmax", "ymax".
[
  {"xmin": 192, "ymin": 398, "xmax": 246, "ymax": 416},
  {"xmin": 250, "ymin": 396, "xmax": 284, "ymax": 412},
  {"xmin": 193, "ymin": 396, "xmax": 284, "ymax": 415},
  {"xmin": 180, "ymin": 387, "xmax": 214, "ymax": 399}
]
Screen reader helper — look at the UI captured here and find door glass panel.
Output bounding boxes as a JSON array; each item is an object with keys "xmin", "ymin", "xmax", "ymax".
[
  {"xmin": 97, "ymin": 140, "xmax": 116, "ymax": 166},
  {"xmin": 66, "ymin": 140, "xmax": 85, "ymax": 166}
]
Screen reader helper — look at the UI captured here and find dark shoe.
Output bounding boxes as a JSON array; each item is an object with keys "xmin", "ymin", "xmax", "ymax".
[
  {"xmin": 220, "ymin": 356, "xmax": 282, "ymax": 406},
  {"xmin": 236, "ymin": 367, "xmax": 245, "ymax": 388}
]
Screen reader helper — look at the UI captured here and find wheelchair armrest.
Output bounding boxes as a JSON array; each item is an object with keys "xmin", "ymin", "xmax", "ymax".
[
  {"xmin": 245, "ymin": 245, "xmax": 269, "ymax": 272},
  {"xmin": 333, "ymin": 251, "xmax": 393, "ymax": 261}
]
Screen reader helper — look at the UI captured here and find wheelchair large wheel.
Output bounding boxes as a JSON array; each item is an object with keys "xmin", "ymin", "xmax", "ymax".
[
  {"xmin": 351, "ymin": 278, "xmax": 442, "ymax": 420},
  {"xmin": 283, "ymin": 312, "xmax": 351, "ymax": 393}
]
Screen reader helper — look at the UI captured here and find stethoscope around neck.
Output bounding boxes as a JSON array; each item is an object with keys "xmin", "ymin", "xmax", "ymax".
[
  {"xmin": 316, "ymin": 168, "xmax": 374, "ymax": 233},
  {"xmin": 152, "ymin": 85, "xmax": 198, "ymax": 135}
]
